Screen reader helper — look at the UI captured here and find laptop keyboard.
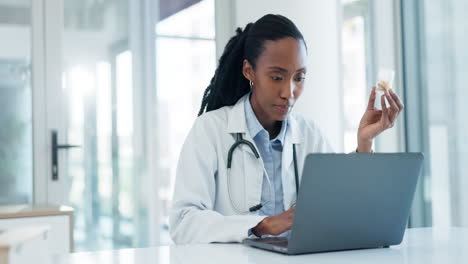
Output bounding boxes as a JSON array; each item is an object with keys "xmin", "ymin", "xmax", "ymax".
[{"xmin": 253, "ymin": 237, "xmax": 289, "ymax": 248}]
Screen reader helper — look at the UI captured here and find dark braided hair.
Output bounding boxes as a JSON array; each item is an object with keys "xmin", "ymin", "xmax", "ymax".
[{"xmin": 198, "ymin": 14, "xmax": 306, "ymax": 116}]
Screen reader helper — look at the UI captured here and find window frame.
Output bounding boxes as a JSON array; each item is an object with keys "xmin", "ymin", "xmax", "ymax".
[{"xmin": 399, "ymin": 0, "xmax": 432, "ymax": 227}]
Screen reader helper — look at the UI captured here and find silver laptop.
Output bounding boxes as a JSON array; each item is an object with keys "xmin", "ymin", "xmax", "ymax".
[{"xmin": 243, "ymin": 153, "xmax": 424, "ymax": 255}]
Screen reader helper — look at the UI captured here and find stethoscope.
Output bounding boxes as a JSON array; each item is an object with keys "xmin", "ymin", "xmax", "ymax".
[{"xmin": 226, "ymin": 133, "xmax": 299, "ymax": 214}]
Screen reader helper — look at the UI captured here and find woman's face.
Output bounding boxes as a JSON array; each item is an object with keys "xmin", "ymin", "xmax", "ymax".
[{"xmin": 243, "ymin": 37, "xmax": 308, "ymax": 124}]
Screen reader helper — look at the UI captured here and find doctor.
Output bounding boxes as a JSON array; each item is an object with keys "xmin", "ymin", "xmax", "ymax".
[{"xmin": 169, "ymin": 14, "xmax": 403, "ymax": 244}]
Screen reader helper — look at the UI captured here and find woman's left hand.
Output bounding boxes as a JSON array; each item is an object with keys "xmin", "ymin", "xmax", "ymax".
[{"xmin": 357, "ymin": 87, "xmax": 404, "ymax": 152}]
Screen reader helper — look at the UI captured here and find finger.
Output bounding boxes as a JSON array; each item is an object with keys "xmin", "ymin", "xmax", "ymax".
[
  {"xmin": 384, "ymin": 89, "xmax": 400, "ymax": 116},
  {"xmin": 383, "ymin": 91, "xmax": 398, "ymax": 125},
  {"xmin": 366, "ymin": 86, "xmax": 376, "ymax": 110},
  {"xmin": 285, "ymin": 205, "xmax": 295, "ymax": 213},
  {"xmin": 380, "ymin": 94, "xmax": 390, "ymax": 125},
  {"xmin": 389, "ymin": 89, "xmax": 404, "ymax": 112}
]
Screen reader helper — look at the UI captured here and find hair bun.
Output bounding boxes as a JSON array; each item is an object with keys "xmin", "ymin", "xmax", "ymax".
[{"xmin": 236, "ymin": 23, "xmax": 253, "ymax": 36}]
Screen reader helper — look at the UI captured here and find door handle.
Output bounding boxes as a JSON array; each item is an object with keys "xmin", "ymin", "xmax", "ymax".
[{"xmin": 51, "ymin": 130, "xmax": 80, "ymax": 181}]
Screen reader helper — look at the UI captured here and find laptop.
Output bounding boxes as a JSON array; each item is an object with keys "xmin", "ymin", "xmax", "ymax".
[{"xmin": 243, "ymin": 153, "xmax": 424, "ymax": 255}]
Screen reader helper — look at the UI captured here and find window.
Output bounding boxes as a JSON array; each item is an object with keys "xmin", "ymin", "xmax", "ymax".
[
  {"xmin": 421, "ymin": 0, "xmax": 468, "ymax": 228},
  {"xmin": 0, "ymin": 0, "xmax": 33, "ymax": 205},
  {"xmin": 39, "ymin": 0, "xmax": 216, "ymax": 251},
  {"xmin": 341, "ymin": 0, "xmax": 373, "ymax": 152},
  {"xmin": 155, "ymin": 0, "xmax": 216, "ymax": 244},
  {"xmin": 402, "ymin": 0, "xmax": 468, "ymax": 227}
]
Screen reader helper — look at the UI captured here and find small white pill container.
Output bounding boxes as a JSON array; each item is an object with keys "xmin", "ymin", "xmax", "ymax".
[{"xmin": 374, "ymin": 68, "xmax": 395, "ymax": 110}]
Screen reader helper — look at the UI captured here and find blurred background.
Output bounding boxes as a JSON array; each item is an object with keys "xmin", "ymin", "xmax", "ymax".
[{"xmin": 0, "ymin": 0, "xmax": 466, "ymax": 252}]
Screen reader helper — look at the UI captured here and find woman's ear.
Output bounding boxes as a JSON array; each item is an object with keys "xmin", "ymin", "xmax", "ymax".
[{"xmin": 242, "ymin": 59, "xmax": 255, "ymax": 81}]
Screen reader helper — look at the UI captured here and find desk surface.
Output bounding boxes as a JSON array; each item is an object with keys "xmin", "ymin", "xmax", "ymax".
[{"xmin": 53, "ymin": 228, "xmax": 468, "ymax": 264}]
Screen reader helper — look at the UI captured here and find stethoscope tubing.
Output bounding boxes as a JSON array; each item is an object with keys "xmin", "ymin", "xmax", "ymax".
[{"xmin": 227, "ymin": 133, "xmax": 299, "ymax": 214}]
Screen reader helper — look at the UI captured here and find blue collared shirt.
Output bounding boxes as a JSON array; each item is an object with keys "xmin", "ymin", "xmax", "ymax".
[{"xmin": 245, "ymin": 95, "xmax": 287, "ymax": 218}]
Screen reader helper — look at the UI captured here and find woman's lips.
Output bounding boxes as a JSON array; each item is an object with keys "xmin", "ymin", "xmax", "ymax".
[{"xmin": 274, "ymin": 105, "xmax": 290, "ymax": 114}]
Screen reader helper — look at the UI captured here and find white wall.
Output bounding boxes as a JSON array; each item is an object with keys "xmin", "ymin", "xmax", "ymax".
[{"xmin": 215, "ymin": 0, "xmax": 344, "ymax": 151}]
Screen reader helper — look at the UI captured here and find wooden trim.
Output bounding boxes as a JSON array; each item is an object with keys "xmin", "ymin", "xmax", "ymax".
[
  {"xmin": 0, "ymin": 204, "xmax": 73, "ymax": 219},
  {"xmin": 32, "ymin": 0, "xmax": 49, "ymax": 204}
]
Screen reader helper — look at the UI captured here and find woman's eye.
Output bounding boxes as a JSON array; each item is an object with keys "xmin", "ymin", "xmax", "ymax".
[
  {"xmin": 271, "ymin": 76, "xmax": 283, "ymax": 81},
  {"xmin": 295, "ymin": 77, "xmax": 306, "ymax": 82}
]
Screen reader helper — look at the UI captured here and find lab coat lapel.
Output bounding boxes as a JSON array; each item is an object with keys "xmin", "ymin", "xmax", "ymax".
[
  {"xmin": 227, "ymin": 95, "xmax": 264, "ymax": 213},
  {"xmin": 226, "ymin": 94, "xmax": 249, "ymax": 134},
  {"xmin": 241, "ymin": 132, "xmax": 264, "ymax": 213},
  {"xmin": 282, "ymin": 116, "xmax": 303, "ymax": 209}
]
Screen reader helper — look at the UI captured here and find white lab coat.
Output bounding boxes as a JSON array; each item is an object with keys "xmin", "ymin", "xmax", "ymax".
[{"xmin": 169, "ymin": 94, "xmax": 333, "ymax": 244}]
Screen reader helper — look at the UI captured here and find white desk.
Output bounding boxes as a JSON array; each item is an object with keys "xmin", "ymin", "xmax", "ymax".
[{"xmin": 52, "ymin": 228, "xmax": 468, "ymax": 264}]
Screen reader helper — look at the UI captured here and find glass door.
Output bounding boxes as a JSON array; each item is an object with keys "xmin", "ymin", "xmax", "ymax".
[
  {"xmin": 43, "ymin": 0, "xmax": 155, "ymax": 251},
  {"xmin": 0, "ymin": 0, "xmax": 33, "ymax": 205}
]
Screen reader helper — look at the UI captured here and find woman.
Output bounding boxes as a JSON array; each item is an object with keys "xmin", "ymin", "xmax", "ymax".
[{"xmin": 169, "ymin": 14, "xmax": 403, "ymax": 244}]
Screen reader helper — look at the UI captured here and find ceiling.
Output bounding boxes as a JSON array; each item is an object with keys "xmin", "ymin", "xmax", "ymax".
[{"xmin": 0, "ymin": 0, "xmax": 202, "ymax": 28}]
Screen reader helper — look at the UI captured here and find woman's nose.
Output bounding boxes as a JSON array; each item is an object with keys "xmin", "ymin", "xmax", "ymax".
[{"xmin": 281, "ymin": 82, "xmax": 295, "ymax": 100}]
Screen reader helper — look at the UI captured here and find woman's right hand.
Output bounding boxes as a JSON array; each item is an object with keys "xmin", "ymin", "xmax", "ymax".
[{"xmin": 252, "ymin": 206, "xmax": 295, "ymax": 236}]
